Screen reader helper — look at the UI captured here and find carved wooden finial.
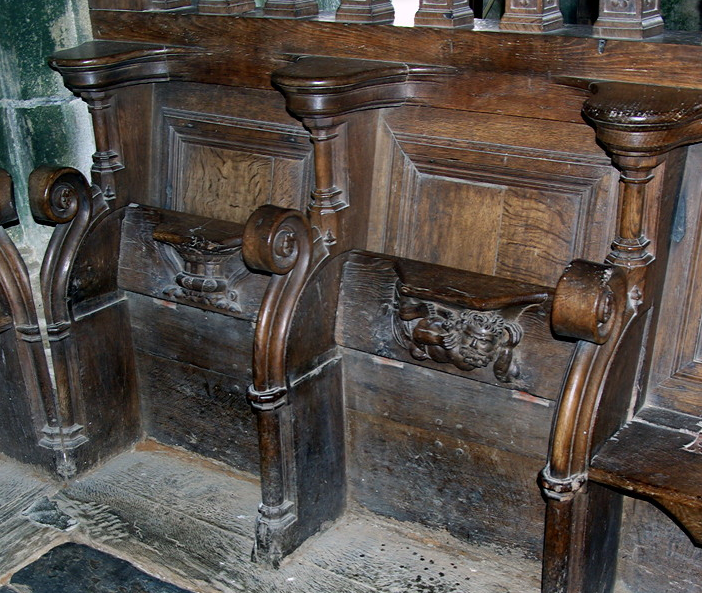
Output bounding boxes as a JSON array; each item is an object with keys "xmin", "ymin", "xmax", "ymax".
[
  {"xmin": 414, "ymin": 0, "xmax": 474, "ymax": 28},
  {"xmin": 335, "ymin": 0, "xmax": 394, "ymax": 23},
  {"xmin": 593, "ymin": 0, "xmax": 664, "ymax": 39},
  {"xmin": 263, "ymin": 0, "xmax": 318, "ymax": 19},
  {"xmin": 500, "ymin": 0, "xmax": 564, "ymax": 32}
]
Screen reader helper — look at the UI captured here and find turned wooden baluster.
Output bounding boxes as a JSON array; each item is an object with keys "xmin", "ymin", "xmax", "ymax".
[
  {"xmin": 335, "ymin": 0, "xmax": 394, "ymax": 24},
  {"xmin": 593, "ymin": 0, "xmax": 664, "ymax": 39},
  {"xmin": 500, "ymin": 0, "xmax": 563, "ymax": 32},
  {"xmin": 414, "ymin": 0, "xmax": 473, "ymax": 28},
  {"xmin": 542, "ymin": 82, "xmax": 702, "ymax": 593},
  {"xmin": 243, "ymin": 205, "xmax": 313, "ymax": 567}
]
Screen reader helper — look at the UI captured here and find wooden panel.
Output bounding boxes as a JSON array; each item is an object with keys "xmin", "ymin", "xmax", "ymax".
[
  {"xmin": 648, "ymin": 145, "xmax": 702, "ymax": 417},
  {"xmin": 160, "ymin": 107, "xmax": 312, "ymax": 224},
  {"xmin": 617, "ymin": 497, "xmax": 702, "ymax": 593},
  {"xmin": 136, "ymin": 352, "xmax": 259, "ymax": 475},
  {"xmin": 344, "ymin": 348, "xmax": 550, "ymax": 555},
  {"xmin": 372, "ymin": 110, "xmax": 618, "ymax": 285},
  {"xmin": 337, "ymin": 252, "xmax": 575, "ymax": 400}
]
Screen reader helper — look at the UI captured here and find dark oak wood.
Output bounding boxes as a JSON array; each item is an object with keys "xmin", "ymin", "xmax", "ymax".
[{"xmin": 4, "ymin": 9, "xmax": 702, "ymax": 593}]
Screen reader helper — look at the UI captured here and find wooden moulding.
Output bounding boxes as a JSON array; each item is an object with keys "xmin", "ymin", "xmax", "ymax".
[
  {"xmin": 198, "ymin": 0, "xmax": 256, "ymax": 15},
  {"xmin": 262, "ymin": 0, "xmax": 318, "ymax": 19},
  {"xmin": 335, "ymin": 0, "xmax": 394, "ymax": 24},
  {"xmin": 500, "ymin": 0, "xmax": 563, "ymax": 32},
  {"xmin": 414, "ymin": 0, "xmax": 474, "ymax": 28},
  {"xmin": 0, "ymin": 170, "xmax": 56, "ymax": 468},
  {"xmin": 593, "ymin": 0, "xmax": 664, "ymax": 40}
]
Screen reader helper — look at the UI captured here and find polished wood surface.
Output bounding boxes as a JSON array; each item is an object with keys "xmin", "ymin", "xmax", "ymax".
[{"xmin": 1, "ymin": 4, "xmax": 701, "ymax": 593}]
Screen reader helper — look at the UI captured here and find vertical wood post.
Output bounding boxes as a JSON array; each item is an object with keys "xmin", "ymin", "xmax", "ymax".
[
  {"xmin": 414, "ymin": 0, "xmax": 474, "ymax": 28},
  {"xmin": 593, "ymin": 0, "xmax": 664, "ymax": 39},
  {"xmin": 335, "ymin": 0, "xmax": 394, "ymax": 23},
  {"xmin": 500, "ymin": 0, "xmax": 564, "ymax": 32}
]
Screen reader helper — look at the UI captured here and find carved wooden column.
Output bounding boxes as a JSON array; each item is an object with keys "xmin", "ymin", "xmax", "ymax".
[
  {"xmin": 335, "ymin": 0, "xmax": 394, "ymax": 24},
  {"xmin": 28, "ymin": 167, "xmax": 101, "ymax": 478},
  {"xmin": 49, "ymin": 42, "xmax": 203, "ymax": 209},
  {"xmin": 541, "ymin": 82, "xmax": 702, "ymax": 593},
  {"xmin": 593, "ymin": 0, "xmax": 664, "ymax": 39},
  {"xmin": 242, "ymin": 205, "xmax": 313, "ymax": 566},
  {"xmin": 150, "ymin": 0, "xmax": 194, "ymax": 9},
  {"xmin": 414, "ymin": 0, "xmax": 473, "ymax": 28},
  {"xmin": 272, "ymin": 57, "xmax": 455, "ymax": 252},
  {"xmin": 500, "ymin": 0, "xmax": 563, "ymax": 32},
  {"xmin": 0, "ymin": 170, "xmax": 57, "ymax": 470},
  {"xmin": 198, "ymin": 0, "xmax": 255, "ymax": 14},
  {"xmin": 263, "ymin": 0, "xmax": 318, "ymax": 19}
]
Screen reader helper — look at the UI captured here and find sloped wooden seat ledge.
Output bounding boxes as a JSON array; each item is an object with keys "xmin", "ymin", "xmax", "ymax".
[{"xmin": 590, "ymin": 406, "xmax": 702, "ymax": 545}]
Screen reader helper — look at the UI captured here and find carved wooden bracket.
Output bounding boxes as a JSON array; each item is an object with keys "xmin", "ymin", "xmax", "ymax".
[
  {"xmin": 242, "ymin": 205, "xmax": 314, "ymax": 567},
  {"xmin": 153, "ymin": 217, "xmax": 249, "ymax": 313},
  {"xmin": 582, "ymin": 81, "xmax": 702, "ymax": 295},
  {"xmin": 414, "ymin": 0, "xmax": 474, "ymax": 28},
  {"xmin": 593, "ymin": 0, "xmax": 664, "ymax": 39},
  {"xmin": 272, "ymin": 57, "xmax": 455, "ymax": 246},
  {"xmin": 500, "ymin": 0, "xmax": 563, "ymax": 32},
  {"xmin": 28, "ymin": 167, "xmax": 109, "ymax": 478},
  {"xmin": 335, "ymin": 0, "xmax": 394, "ymax": 24},
  {"xmin": 49, "ymin": 41, "xmax": 206, "ymax": 204},
  {"xmin": 393, "ymin": 284, "xmax": 549, "ymax": 384}
]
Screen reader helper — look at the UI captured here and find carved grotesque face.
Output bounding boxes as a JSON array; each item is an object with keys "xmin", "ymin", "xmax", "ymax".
[{"xmin": 453, "ymin": 311, "xmax": 503, "ymax": 369}]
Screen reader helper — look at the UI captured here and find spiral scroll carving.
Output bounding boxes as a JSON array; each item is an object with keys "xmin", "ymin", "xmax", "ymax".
[
  {"xmin": 243, "ymin": 205, "xmax": 311, "ymax": 277},
  {"xmin": 29, "ymin": 166, "xmax": 92, "ymax": 226},
  {"xmin": 551, "ymin": 260, "xmax": 626, "ymax": 345}
]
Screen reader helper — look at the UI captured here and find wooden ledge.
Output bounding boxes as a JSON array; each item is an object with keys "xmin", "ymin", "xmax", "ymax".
[
  {"xmin": 49, "ymin": 40, "xmax": 206, "ymax": 92},
  {"xmin": 590, "ymin": 407, "xmax": 702, "ymax": 545},
  {"xmin": 272, "ymin": 56, "xmax": 456, "ymax": 119},
  {"xmin": 584, "ymin": 82, "xmax": 702, "ymax": 130}
]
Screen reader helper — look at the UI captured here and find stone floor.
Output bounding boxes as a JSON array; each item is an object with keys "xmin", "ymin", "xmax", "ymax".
[
  {"xmin": 0, "ymin": 543, "xmax": 194, "ymax": 593},
  {"xmin": 1, "ymin": 443, "xmax": 543, "ymax": 593}
]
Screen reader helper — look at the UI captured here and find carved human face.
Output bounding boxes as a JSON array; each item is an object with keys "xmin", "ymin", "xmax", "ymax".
[{"xmin": 453, "ymin": 312, "xmax": 502, "ymax": 370}]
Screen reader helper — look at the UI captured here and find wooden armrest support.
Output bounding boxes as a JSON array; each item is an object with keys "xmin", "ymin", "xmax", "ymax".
[{"xmin": 590, "ymin": 408, "xmax": 702, "ymax": 545}]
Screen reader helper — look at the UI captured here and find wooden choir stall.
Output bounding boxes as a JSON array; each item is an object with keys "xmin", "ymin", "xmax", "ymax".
[{"xmin": 0, "ymin": 0, "xmax": 701, "ymax": 591}]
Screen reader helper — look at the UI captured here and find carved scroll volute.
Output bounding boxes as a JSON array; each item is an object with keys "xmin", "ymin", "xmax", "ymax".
[
  {"xmin": 0, "ymin": 170, "xmax": 58, "ymax": 460},
  {"xmin": 29, "ymin": 166, "xmax": 99, "ymax": 478},
  {"xmin": 500, "ymin": 0, "xmax": 564, "ymax": 32},
  {"xmin": 593, "ymin": 0, "xmax": 664, "ymax": 39},
  {"xmin": 242, "ymin": 205, "xmax": 313, "ymax": 567},
  {"xmin": 548, "ymin": 260, "xmax": 627, "ymax": 480},
  {"xmin": 414, "ymin": 0, "xmax": 474, "ymax": 28}
]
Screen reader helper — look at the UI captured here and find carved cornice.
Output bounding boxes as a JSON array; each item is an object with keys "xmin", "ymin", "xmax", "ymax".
[
  {"xmin": 49, "ymin": 41, "xmax": 206, "ymax": 93},
  {"xmin": 272, "ymin": 56, "xmax": 456, "ymax": 120}
]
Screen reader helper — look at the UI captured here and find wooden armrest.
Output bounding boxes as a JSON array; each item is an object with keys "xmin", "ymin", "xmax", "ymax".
[{"xmin": 590, "ymin": 407, "xmax": 702, "ymax": 545}]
